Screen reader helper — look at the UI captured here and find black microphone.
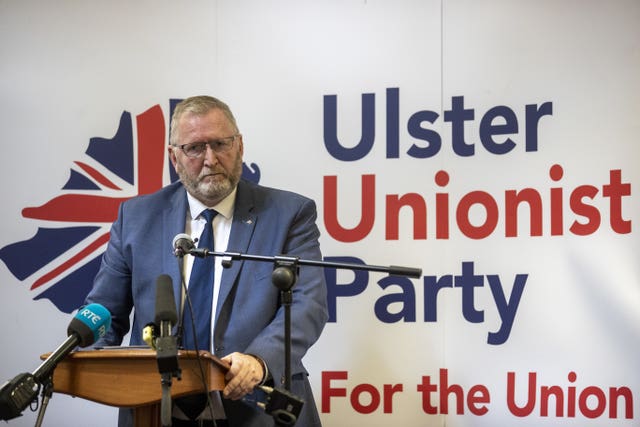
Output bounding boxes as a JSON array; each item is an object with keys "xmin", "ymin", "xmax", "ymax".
[
  {"xmin": 154, "ymin": 274, "xmax": 179, "ymax": 375},
  {"xmin": 154, "ymin": 275, "xmax": 180, "ymax": 427},
  {"xmin": 0, "ymin": 303, "xmax": 111, "ymax": 421},
  {"xmin": 172, "ymin": 233, "xmax": 195, "ymax": 257},
  {"xmin": 155, "ymin": 274, "xmax": 178, "ymax": 328}
]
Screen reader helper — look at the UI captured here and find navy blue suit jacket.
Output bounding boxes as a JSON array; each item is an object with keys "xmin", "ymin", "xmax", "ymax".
[{"xmin": 86, "ymin": 179, "xmax": 328, "ymax": 427}]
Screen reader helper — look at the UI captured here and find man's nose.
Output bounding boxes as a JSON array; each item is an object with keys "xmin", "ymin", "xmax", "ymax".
[{"xmin": 203, "ymin": 143, "xmax": 220, "ymax": 162}]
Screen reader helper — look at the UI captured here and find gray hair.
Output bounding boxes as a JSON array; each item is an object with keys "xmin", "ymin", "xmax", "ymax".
[{"xmin": 169, "ymin": 95, "xmax": 239, "ymax": 146}]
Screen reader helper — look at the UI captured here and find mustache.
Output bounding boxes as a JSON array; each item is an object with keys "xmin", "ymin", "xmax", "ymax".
[{"xmin": 198, "ymin": 168, "xmax": 226, "ymax": 179}]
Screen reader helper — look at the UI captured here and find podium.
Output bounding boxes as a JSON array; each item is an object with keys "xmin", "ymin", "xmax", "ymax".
[{"xmin": 41, "ymin": 348, "xmax": 229, "ymax": 427}]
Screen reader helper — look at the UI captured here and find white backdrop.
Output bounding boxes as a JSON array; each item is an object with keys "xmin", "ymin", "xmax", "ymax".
[{"xmin": 1, "ymin": 1, "xmax": 638, "ymax": 426}]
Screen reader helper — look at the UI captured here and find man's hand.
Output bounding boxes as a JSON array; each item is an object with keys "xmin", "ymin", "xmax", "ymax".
[{"xmin": 221, "ymin": 352, "xmax": 265, "ymax": 400}]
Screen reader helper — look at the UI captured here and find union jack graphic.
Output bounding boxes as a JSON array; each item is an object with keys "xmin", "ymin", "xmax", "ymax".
[{"xmin": 0, "ymin": 100, "xmax": 260, "ymax": 314}]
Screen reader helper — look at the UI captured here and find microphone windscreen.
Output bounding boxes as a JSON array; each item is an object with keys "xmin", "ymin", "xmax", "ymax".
[
  {"xmin": 67, "ymin": 303, "xmax": 112, "ymax": 347},
  {"xmin": 155, "ymin": 274, "xmax": 178, "ymax": 325},
  {"xmin": 172, "ymin": 233, "xmax": 194, "ymax": 253}
]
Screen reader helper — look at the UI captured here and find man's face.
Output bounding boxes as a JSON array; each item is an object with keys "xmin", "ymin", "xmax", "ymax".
[{"xmin": 168, "ymin": 108, "xmax": 244, "ymax": 206}]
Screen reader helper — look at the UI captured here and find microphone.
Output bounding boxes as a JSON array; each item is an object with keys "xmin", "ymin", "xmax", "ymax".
[
  {"xmin": 173, "ymin": 233, "xmax": 194, "ymax": 257},
  {"xmin": 155, "ymin": 274, "xmax": 178, "ymax": 329},
  {"xmin": 153, "ymin": 275, "xmax": 180, "ymax": 427},
  {"xmin": 0, "ymin": 303, "xmax": 111, "ymax": 421},
  {"xmin": 154, "ymin": 274, "xmax": 179, "ymax": 375},
  {"xmin": 170, "ymin": 233, "xmax": 213, "ymax": 347}
]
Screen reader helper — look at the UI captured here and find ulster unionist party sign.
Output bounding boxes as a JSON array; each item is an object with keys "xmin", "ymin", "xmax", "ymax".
[{"xmin": 0, "ymin": 2, "xmax": 638, "ymax": 427}]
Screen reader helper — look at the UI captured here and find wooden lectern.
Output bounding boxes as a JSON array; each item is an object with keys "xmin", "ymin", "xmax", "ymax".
[{"xmin": 42, "ymin": 348, "xmax": 229, "ymax": 427}]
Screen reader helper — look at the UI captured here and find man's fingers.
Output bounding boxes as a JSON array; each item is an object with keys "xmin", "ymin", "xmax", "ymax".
[{"xmin": 221, "ymin": 352, "xmax": 263, "ymax": 400}]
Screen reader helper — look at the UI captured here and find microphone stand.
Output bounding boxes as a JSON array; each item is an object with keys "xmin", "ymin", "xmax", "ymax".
[
  {"xmin": 188, "ymin": 248, "xmax": 422, "ymax": 426},
  {"xmin": 156, "ymin": 332, "xmax": 180, "ymax": 427},
  {"xmin": 155, "ymin": 313, "xmax": 181, "ymax": 427},
  {"xmin": 0, "ymin": 348, "xmax": 72, "ymax": 425},
  {"xmin": 33, "ymin": 375, "xmax": 53, "ymax": 427}
]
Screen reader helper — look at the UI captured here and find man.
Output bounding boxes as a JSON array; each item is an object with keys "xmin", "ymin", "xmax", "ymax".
[{"xmin": 85, "ymin": 95, "xmax": 328, "ymax": 427}]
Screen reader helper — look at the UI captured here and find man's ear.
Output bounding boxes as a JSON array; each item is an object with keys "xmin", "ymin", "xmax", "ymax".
[
  {"xmin": 237, "ymin": 135, "xmax": 244, "ymax": 156},
  {"xmin": 168, "ymin": 146, "xmax": 178, "ymax": 168}
]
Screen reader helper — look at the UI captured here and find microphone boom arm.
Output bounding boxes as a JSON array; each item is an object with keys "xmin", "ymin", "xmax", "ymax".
[{"xmin": 190, "ymin": 249, "xmax": 423, "ymax": 279}]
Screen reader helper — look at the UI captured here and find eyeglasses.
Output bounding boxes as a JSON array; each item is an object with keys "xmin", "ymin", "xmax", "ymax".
[{"xmin": 175, "ymin": 134, "xmax": 239, "ymax": 158}]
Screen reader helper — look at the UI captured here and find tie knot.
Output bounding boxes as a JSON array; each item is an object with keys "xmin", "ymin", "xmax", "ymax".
[{"xmin": 201, "ymin": 209, "xmax": 217, "ymax": 223}]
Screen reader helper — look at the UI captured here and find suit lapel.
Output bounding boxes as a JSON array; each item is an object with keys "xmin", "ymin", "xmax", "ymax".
[
  {"xmin": 160, "ymin": 183, "xmax": 189, "ymax": 307},
  {"xmin": 215, "ymin": 181, "xmax": 257, "ymax": 324}
]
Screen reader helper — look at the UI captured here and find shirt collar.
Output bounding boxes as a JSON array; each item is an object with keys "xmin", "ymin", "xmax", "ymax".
[{"xmin": 186, "ymin": 187, "xmax": 237, "ymax": 221}]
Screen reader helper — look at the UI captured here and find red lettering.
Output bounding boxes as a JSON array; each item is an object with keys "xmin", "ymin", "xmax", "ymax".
[
  {"xmin": 567, "ymin": 371, "xmax": 576, "ymax": 417},
  {"xmin": 323, "ymin": 175, "xmax": 375, "ymax": 242},
  {"xmin": 321, "ymin": 370, "xmax": 348, "ymax": 412},
  {"xmin": 440, "ymin": 368, "xmax": 464, "ymax": 414},
  {"xmin": 603, "ymin": 169, "xmax": 632, "ymax": 233},
  {"xmin": 569, "ymin": 185, "xmax": 600, "ymax": 235},
  {"xmin": 417, "ymin": 375, "xmax": 439, "ymax": 414},
  {"xmin": 549, "ymin": 164, "xmax": 564, "ymax": 236},
  {"xmin": 609, "ymin": 386, "xmax": 634, "ymax": 418},
  {"xmin": 417, "ymin": 369, "xmax": 490, "ymax": 415},
  {"xmin": 505, "ymin": 188, "xmax": 543, "ymax": 237},
  {"xmin": 385, "ymin": 193, "xmax": 426, "ymax": 240},
  {"xmin": 456, "ymin": 191, "xmax": 499, "ymax": 239},
  {"xmin": 508, "ymin": 371, "xmax": 634, "ymax": 419},
  {"xmin": 507, "ymin": 371, "xmax": 536, "ymax": 417},
  {"xmin": 540, "ymin": 385, "xmax": 564, "ymax": 416},
  {"xmin": 579, "ymin": 386, "xmax": 607, "ymax": 418},
  {"xmin": 467, "ymin": 384, "xmax": 490, "ymax": 415},
  {"xmin": 435, "ymin": 170, "xmax": 450, "ymax": 239},
  {"xmin": 383, "ymin": 383, "xmax": 403, "ymax": 413},
  {"xmin": 321, "ymin": 370, "xmax": 403, "ymax": 414},
  {"xmin": 350, "ymin": 383, "xmax": 380, "ymax": 414},
  {"xmin": 321, "ymin": 165, "xmax": 631, "ymax": 242}
]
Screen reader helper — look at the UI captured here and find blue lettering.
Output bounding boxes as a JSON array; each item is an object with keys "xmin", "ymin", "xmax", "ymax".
[
  {"xmin": 325, "ymin": 258, "xmax": 527, "ymax": 345},
  {"xmin": 423, "ymin": 274, "xmax": 453, "ymax": 321},
  {"xmin": 444, "ymin": 95, "xmax": 475, "ymax": 156},
  {"xmin": 407, "ymin": 109, "xmax": 441, "ymax": 158},
  {"xmin": 479, "ymin": 105, "xmax": 518, "ymax": 154},
  {"xmin": 455, "ymin": 261, "xmax": 485, "ymax": 323},
  {"xmin": 375, "ymin": 276, "xmax": 416, "ymax": 322},
  {"xmin": 525, "ymin": 102, "xmax": 553, "ymax": 152},
  {"xmin": 323, "ymin": 94, "xmax": 376, "ymax": 161},
  {"xmin": 324, "ymin": 256, "xmax": 369, "ymax": 321},
  {"xmin": 386, "ymin": 88, "xmax": 400, "ymax": 158},
  {"xmin": 486, "ymin": 273, "xmax": 528, "ymax": 345},
  {"xmin": 322, "ymin": 89, "xmax": 552, "ymax": 160}
]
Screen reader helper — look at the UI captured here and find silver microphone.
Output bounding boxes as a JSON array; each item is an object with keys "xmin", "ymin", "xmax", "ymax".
[{"xmin": 172, "ymin": 233, "xmax": 194, "ymax": 257}]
